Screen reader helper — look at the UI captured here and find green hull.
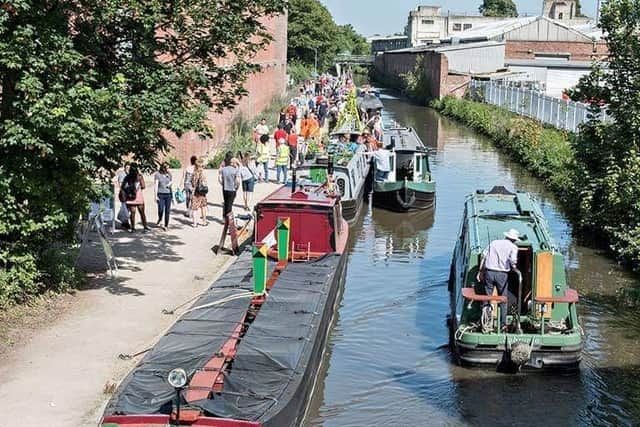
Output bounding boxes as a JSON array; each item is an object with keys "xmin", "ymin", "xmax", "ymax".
[{"xmin": 372, "ymin": 180, "xmax": 436, "ymax": 212}]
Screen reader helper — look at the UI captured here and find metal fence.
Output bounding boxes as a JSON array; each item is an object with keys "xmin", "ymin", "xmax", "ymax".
[{"xmin": 469, "ymin": 80, "xmax": 608, "ymax": 133}]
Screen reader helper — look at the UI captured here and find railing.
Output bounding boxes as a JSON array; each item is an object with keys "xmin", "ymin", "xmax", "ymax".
[{"xmin": 469, "ymin": 80, "xmax": 608, "ymax": 133}]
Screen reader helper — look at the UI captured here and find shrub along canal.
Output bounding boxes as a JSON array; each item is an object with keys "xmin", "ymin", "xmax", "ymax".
[{"xmin": 303, "ymin": 93, "xmax": 640, "ymax": 427}]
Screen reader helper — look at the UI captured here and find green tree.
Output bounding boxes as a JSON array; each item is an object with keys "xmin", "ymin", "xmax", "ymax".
[
  {"xmin": 575, "ymin": 0, "xmax": 586, "ymax": 17},
  {"xmin": 572, "ymin": 0, "xmax": 640, "ymax": 269},
  {"xmin": 287, "ymin": 0, "xmax": 369, "ymax": 71},
  {"xmin": 479, "ymin": 0, "xmax": 518, "ymax": 17},
  {"xmin": 337, "ymin": 24, "xmax": 370, "ymax": 56},
  {"xmin": 0, "ymin": 0, "xmax": 286, "ymax": 305}
]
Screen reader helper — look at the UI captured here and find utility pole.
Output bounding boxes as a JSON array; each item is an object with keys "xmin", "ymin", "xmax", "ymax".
[{"xmin": 313, "ymin": 47, "xmax": 318, "ymax": 77}]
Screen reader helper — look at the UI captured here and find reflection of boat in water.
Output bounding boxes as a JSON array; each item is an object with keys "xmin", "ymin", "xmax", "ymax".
[
  {"xmin": 101, "ymin": 185, "xmax": 349, "ymax": 427},
  {"xmin": 369, "ymin": 208, "xmax": 435, "ymax": 260},
  {"xmin": 448, "ymin": 187, "xmax": 582, "ymax": 371},
  {"xmin": 373, "ymin": 127, "xmax": 436, "ymax": 213}
]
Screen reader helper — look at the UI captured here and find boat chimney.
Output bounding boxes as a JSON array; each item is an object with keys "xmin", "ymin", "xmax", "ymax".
[
  {"xmin": 327, "ymin": 154, "xmax": 334, "ymax": 176},
  {"xmin": 291, "ymin": 167, "xmax": 297, "ymax": 195}
]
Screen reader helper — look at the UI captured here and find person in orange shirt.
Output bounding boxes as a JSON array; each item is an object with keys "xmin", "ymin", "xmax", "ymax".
[
  {"xmin": 287, "ymin": 128, "xmax": 299, "ymax": 167},
  {"xmin": 307, "ymin": 112, "xmax": 321, "ymax": 141},
  {"xmin": 300, "ymin": 113, "xmax": 311, "ymax": 140}
]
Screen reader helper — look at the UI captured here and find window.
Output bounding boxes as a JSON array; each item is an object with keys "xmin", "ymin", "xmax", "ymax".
[
  {"xmin": 453, "ymin": 23, "xmax": 462, "ymax": 31},
  {"xmin": 421, "ymin": 19, "xmax": 434, "ymax": 25},
  {"xmin": 558, "ymin": 12, "xmax": 564, "ymax": 20},
  {"xmin": 463, "ymin": 23, "xmax": 473, "ymax": 30}
]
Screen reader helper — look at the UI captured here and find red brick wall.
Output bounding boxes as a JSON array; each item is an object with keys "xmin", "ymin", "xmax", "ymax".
[
  {"xmin": 164, "ymin": 13, "xmax": 288, "ymax": 165},
  {"xmin": 374, "ymin": 50, "xmax": 471, "ymax": 100},
  {"xmin": 506, "ymin": 40, "xmax": 609, "ymax": 61}
]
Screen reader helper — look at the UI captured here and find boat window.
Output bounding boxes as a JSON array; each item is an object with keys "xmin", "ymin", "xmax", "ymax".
[{"xmin": 337, "ymin": 178, "xmax": 346, "ymax": 196}]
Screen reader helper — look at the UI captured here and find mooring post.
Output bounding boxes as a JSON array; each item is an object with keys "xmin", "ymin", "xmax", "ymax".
[
  {"xmin": 277, "ymin": 217, "xmax": 291, "ymax": 262},
  {"xmin": 253, "ymin": 243, "xmax": 268, "ymax": 295}
]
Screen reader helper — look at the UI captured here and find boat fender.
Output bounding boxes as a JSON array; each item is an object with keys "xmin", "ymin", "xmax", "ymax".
[
  {"xmin": 395, "ymin": 189, "xmax": 416, "ymax": 209},
  {"xmin": 510, "ymin": 341, "xmax": 532, "ymax": 366}
]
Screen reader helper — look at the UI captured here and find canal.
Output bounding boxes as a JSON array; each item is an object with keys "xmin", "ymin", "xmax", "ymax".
[{"xmin": 304, "ymin": 93, "xmax": 640, "ymax": 427}]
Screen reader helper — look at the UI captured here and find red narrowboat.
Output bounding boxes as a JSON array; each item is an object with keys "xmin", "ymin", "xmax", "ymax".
[{"xmin": 101, "ymin": 184, "xmax": 348, "ymax": 427}]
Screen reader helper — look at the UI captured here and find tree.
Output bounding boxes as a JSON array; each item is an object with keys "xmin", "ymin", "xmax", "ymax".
[
  {"xmin": 287, "ymin": 0, "xmax": 369, "ymax": 71},
  {"xmin": 479, "ymin": 0, "xmax": 518, "ymax": 17},
  {"xmin": 572, "ymin": 0, "xmax": 640, "ymax": 269},
  {"xmin": 0, "ymin": 1, "xmax": 286, "ymax": 305},
  {"xmin": 337, "ymin": 24, "xmax": 370, "ymax": 56},
  {"xmin": 575, "ymin": 0, "xmax": 586, "ymax": 17}
]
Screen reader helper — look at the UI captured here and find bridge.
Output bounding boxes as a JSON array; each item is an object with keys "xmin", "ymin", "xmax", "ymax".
[{"xmin": 334, "ymin": 54, "xmax": 375, "ymax": 66}]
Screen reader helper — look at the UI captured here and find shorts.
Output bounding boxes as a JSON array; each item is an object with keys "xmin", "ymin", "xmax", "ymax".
[{"xmin": 242, "ymin": 177, "xmax": 255, "ymax": 192}]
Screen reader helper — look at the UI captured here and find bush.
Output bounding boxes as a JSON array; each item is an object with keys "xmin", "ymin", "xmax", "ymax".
[
  {"xmin": 166, "ymin": 157, "xmax": 182, "ymax": 169},
  {"xmin": 431, "ymin": 96, "xmax": 576, "ymax": 199},
  {"xmin": 288, "ymin": 61, "xmax": 314, "ymax": 84}
]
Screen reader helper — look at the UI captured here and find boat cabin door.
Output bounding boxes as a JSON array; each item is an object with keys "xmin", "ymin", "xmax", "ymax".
[{"xmin": 387, "ymin": 152, "xmax": 396, "ymax": 182}]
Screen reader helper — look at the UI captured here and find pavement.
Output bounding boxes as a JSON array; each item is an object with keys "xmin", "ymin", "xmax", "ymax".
[{"xmin": 0, "ymin": 169, "xmax": 278, "ymax": 427}]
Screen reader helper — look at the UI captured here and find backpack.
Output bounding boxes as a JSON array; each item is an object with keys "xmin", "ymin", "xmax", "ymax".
[{"xmin": 122, "ymin": 180, "xmax": 137, "ymax": 201}]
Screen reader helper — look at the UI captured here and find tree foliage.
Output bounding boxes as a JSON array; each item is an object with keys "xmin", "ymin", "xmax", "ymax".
[
  {"xmin": 572, "ymin": 0, "xmax": 640, "ymax": 269},
  {"xmin": 479, "ymin": 0, "xmax": 518, "ymax": 17},
  {"xmin": 0, "ymin": 0, "xmax": 286, "ymax": 306},
  {"xmin": 287, "ymin": 0, "xmax": 369, "ymax": 72}
]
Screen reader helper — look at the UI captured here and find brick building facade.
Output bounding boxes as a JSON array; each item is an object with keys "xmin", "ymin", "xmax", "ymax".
[{"xmin": 164, "ymin": 13, "xmax": 288, "ymax": 165}]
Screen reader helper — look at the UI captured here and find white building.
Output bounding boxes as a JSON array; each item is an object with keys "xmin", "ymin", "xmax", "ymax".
[
  {"xmin": 406, "ymin": 2, "xmax": 592, "ymax": 47},
  {"xmin": 406, "ymin": 6, "xmax": 506, "ymax": 46}
]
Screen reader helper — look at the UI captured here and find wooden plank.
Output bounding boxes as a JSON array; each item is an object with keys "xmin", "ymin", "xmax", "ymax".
[{"xmin": 535, "ymin": 252, "xmax": 554, "ymax": 318}]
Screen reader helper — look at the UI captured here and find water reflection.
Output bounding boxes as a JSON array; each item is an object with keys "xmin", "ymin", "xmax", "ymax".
[{"xmin": 304, "ymin": 93, "xmax": 640, "ymax": 427}]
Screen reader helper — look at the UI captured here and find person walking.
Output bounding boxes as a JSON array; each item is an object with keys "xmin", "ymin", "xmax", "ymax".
[
  {"xmin": 239, "ymin": 153, "xmax": 257, "ymax": 210},
  {"xmin": 275, "ymin": 139, "xmax": 290, "ymax": 185},
  {"xmin": 256, "ymin": 134, "xmax": 271, "ymax": 182},
  {"xmin": 254, "ymin": 118, "xmax": 269, "ymax": 143},
  {"xmin": 476, "ymin": 229, "xmax": 521, "ymax": 331},
  {"xmin": 219, "ymin": 152, "xmax": 241, "ymax": 219},
  {"xmin": 181, "ymin": 155, "xmax": 197, "ymax": 217},
  {"xmin": 122, "ymin": 164, "xmax": 149, "ymax": 233},
  {"xmin": 190, "ymin": 158, "xmax": 209, "ymax": 228},
  {"xmin": 287, "ymin": 127, "xmax": 299, "ymax": 167},
  {"xmin": 154, "ymin": 162, "xmax": 173, "ymax": 231}
]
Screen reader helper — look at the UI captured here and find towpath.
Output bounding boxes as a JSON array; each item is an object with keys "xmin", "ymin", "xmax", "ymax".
[{"xmin": 0, "ymin": 169, "xmax": 278, "ymax": 427}]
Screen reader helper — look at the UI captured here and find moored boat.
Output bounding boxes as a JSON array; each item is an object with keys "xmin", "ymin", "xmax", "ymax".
[
  {"xmin": 448, "ymin": 186, "xmax": 583, "ymax": 371},
  {"xmin": 372, "ymin": 126, "xmax": 436, "ymax": 213},
  {"xmin": 101, "ymin": 183, "xmax": 349, "ymax": 426}
]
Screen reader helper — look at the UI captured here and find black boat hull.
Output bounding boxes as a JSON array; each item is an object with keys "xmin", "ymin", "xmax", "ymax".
[
  {"xmin": 372, "ymin": 188, "xmax": 435, "ymax": 213},
  {"xmin": 342, "ymin": 181, "xmax": 367, "ymax": 224}
]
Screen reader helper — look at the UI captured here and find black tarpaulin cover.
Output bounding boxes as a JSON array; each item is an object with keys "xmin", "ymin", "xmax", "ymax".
[{"xmin": 104, "ymin": 249, "xmax": 345, "ymax": 427}]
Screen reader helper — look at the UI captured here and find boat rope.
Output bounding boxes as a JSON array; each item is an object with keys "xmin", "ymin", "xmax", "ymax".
[
  {"xmin": 481, "ymin": 305, "xmax": 494, "ymax": 334},
  {"xmin": 455, "ymin": 323, "xmax": 479, "ymax": 341},
  {"xmin": 118, "ymin": 347, "xmax": 152, "ymax": 360},
  {"xmin": 181, "ymin": 292, "xmax": 255, "ymax": 316},
  {"xmin": 162, "ymin": 291, "xmax": 208, "ymax": 315}
]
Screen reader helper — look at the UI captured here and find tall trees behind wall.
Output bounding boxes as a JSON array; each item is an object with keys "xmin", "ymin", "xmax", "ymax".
[
  {"xmin": 287, "ymin": 0, "xmax": 369, "ymax": 80},
  {"xmin": 0, "ymin": 1, "xmax": 287, "ymax": 307}
]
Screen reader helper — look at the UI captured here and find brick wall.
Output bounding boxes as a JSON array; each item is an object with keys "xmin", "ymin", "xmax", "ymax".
[
  {"xmin": 164, "ymin": 13, "xmax": 288, "ymax": 165},
  {"xmin": 506, "ymin": 40, "xmax": 609, "ymax": 61},
  {"xmin": 373, "ymin": 50, "xmax": 470, "ymax": 100}
]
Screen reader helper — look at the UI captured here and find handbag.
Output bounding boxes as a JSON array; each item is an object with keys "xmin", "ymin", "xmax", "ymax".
[
  {"xmin": 196, "ymin": 181, "xmax": 208, "ymax": 196},
  {"xmin": 174, "ymin": 189, "xmax": 186, "ymax": 203}
]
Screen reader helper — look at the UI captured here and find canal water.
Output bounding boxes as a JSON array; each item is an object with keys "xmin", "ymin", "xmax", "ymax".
[{"xmin": 304, "ymin": 93, "xmax": 640, "ymax": 427}]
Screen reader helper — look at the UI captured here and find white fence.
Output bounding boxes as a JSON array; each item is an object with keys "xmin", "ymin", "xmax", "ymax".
[{"xmin": 469, "ymin": 80, "xmax": 608, "ymax": 133}]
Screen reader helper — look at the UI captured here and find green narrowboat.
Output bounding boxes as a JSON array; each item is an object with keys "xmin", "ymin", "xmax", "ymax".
[
  {"xmin": 373, "ymin": 126, "xmax": 436, "ymax": 212},
  {"xmin": 449, "ymin": 187, "xmax": 583, "ymax": 371}
]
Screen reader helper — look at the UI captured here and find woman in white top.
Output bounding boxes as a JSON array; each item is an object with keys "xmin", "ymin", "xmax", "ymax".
[
  {"xmin": 239, "ymin": 153, "xmax": 258, "ymax": 210},
  {"xmin": 181, "ymin": 155, "xmax": 197, "ymax": 218}
]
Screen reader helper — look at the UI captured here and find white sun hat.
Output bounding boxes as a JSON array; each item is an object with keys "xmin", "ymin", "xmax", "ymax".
[{"xmin": 504, "ymin": 228, "xmax": 521, "ymax": 241}]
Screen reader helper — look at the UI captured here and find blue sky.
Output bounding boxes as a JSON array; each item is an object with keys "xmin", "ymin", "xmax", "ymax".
[{"xmin": 319, "ymin": 0, "xmax": 599, "ymax": 36}]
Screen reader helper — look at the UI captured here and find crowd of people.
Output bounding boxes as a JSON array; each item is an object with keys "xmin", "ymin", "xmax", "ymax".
[{"xmin": 112, "ymin": 74, "xmax": 392, "ymax": 233}]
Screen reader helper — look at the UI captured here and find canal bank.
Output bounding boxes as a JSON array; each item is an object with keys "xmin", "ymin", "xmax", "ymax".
[{"xmin": 304, "ymin": 93, "xmax": 640, "ymax": 426}]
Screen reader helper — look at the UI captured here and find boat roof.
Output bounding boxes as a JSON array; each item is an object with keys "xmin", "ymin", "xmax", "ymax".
[
  {"xmin": 259, "ymin": 185, "xmax": 338, "ymax": 208},
  {"xmin": 465, "ymin": 187, "xmax": 558, "ymax": 253},
  {"xmin": 383, "ymin": 127, "xmax": 427, "ymax": 152}
]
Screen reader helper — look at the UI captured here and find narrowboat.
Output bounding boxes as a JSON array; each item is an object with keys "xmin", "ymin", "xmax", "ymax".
[
  {"xmin": 296, "ymin": 131, "xmax": 370, "ymax": 224},
  {"xmin": 372, "ymin": 126, "xmax": 436, "ymax": 213},
  {"xmin": 448, "ymin": 187, "xmax": 583, "ymax": 371},
  {"xmin": 101, "ymin": 183, "xmax": 349, "ymax": 426}
]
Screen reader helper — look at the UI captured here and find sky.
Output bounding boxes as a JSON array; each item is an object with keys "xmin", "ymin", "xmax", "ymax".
[{"xmin": 319, "ymin": 0, "xmax": 600, "ymax": 36}]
